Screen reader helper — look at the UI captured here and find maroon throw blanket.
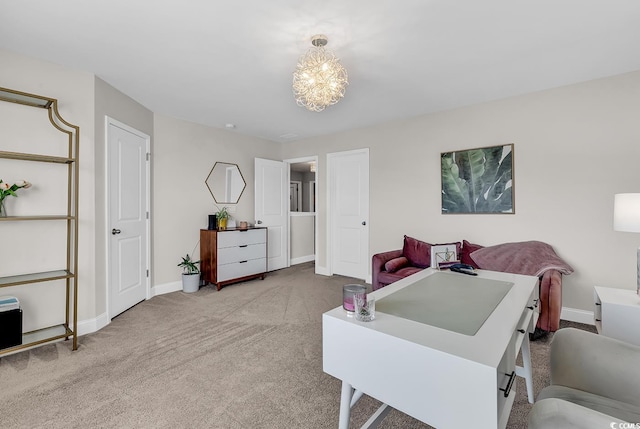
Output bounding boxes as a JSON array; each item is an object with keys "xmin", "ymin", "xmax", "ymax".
[{"xmin": 470, "ymin": 240, "xmax": 573, "ymax": 277}]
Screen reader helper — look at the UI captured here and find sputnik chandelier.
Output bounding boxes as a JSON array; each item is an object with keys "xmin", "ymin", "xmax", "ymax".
[{"xmin": 292, "ymin": 34, "xmax": 348, "ymax": 112}]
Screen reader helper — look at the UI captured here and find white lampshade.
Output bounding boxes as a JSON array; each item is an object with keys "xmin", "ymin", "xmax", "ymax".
[{"xmin": 614, "ymin": 193, "xmax": 640, "ymax": 232}]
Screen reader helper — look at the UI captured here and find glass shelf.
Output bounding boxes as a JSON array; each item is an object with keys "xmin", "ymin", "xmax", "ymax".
[
  {"xmin": 0, "ymin": 324, "xmax": 73, "ymax": 357},
  {"xmin": 0, "ymin": 88, "xmax": 53, "ymax": 109},
  {"xmin": 0, "ymin": 270, "xmax": 73, "ymax": 288},
  {"xmin": 0, "ymin": 150, "xmax": 74, "ymax": 164},
  {"xmin": 0, "ymin": 215, "xmax": 74, "ymax": 222}
]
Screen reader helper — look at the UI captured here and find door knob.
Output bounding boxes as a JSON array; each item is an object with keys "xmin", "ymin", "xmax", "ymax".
[
  {"xmin": 362, "ymin": 221, "xmax": 366, "ymax": 226},
  {"xmin": 111, "ymin": 229, "xmax": 121, "ymax": 235},
  {"xmin": 256, "ymin": 220, "xmax": 262, "ymax": 224}
]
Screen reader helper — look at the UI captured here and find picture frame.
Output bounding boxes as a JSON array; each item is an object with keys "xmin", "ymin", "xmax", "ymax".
[
  {"xmin": 441, "ymin": 143, "xmax": 514, "ymax": 214},
  {"xmin": 430, "ymin": 244, "xmax": 459, "ymax": 269}
]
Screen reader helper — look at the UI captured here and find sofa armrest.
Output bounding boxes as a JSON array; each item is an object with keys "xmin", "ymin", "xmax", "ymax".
[
  {"xmin": 528, "ymin": 398, "xmax": 628, "ymax": 429},
  {"xmin": 537, "ymin": 269, "xmax": 563, "ymax": 332},
  {"xmin": 550, "ymin": 328, "xmax": 640, "ymax": 407},
  {"xmin": 372, "ymin": 249, "xmax": 403, "ymax": 290}
]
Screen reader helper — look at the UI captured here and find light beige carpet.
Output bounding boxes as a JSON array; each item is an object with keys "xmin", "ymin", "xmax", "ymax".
[{"xmin": 0, "ymin": 262, "xmax": 593, "ymax": 428}]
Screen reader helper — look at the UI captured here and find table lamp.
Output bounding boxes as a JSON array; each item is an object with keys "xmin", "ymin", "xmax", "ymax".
[{"xmin": 613, "ymin": 193, "xmax": 640, "ymax": 296}]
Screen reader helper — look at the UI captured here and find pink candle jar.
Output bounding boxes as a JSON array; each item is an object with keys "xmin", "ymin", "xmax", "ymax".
[{"xmin": 343, "ymin": 284, "xmax": 366, "ymax": 313}]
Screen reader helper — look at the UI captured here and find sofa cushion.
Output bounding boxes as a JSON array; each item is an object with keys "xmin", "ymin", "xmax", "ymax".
[
  {"xmin": 403, "ymin": 235, "xmax": 431, "ymax": 268},
  {"xmin": 461, "ymin": 240, "xmax": 484, "ymax": 268},
  {"xmin": 377, "ymin": 267, "xmax": 424, "ymax": 287},
  {"xmin": 384, "ymin": 256, "xmax": 409, "ymax": 273}
]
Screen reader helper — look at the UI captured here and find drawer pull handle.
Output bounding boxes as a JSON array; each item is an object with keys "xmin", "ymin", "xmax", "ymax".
[
  {"xmin": 527, "ymin": 306, "xmax": 534, "ymax": 310},
  {"xmin": 517, "ymin": 329, "xmax": 526, "ymax": 334},
  {"xmin": 595, "ymin": 318, "xmax": 601, "ymax": 322},
  {"xmin": 595, "ymin": 302, "xmax": 601, "ymax": 306},
  {"xmin": 239, "ymin": 245, "xmax": 248, "ymax": 248},
  {"xmin": 500, "ymin": 371, "xmax": 516, "ymax": 397},
  {"xmin": 239, "ymin": 260, "xmax": 248, "ymax": 264}
]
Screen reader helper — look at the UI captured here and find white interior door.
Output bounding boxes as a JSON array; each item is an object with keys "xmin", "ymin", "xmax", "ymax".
[
  {"xmin": 107, "ymin": 118, "xmax": 150, "ymax": 319},
  {"xmin": 328, "ymin": 149, "xmax": 369, "ymax": 280},
  {"xmin": 255, "ymin": 158, "xmax": 288, "ymax": 271}
]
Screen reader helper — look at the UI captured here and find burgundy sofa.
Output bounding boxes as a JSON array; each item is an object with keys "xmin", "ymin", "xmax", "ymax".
[{"xmin": 372, "ymin": 236, "xmax": 572, "ymax": 335}]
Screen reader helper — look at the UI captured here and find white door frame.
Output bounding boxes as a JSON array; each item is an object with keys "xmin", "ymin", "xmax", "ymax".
[
  {"xmin": 326, "ymin": 148, "xmax": 370, "ymax": 280},
  {"xmin": 105, "ymin": 116, "xmax": 151, "ymax": 320},
  {"xmin": 290, "ymin": 180, "xmax": 302, "ymax": 212},
  {"xmin": 309, "ymin": 180, "xmax": 316, "ymax": 212},
  {"xmin": 285, "ymin": 155, "xmax": 319, "ymax": 270}
]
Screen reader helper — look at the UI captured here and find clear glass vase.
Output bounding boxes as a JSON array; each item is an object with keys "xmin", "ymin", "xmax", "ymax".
[{"xmin": 0, "ymin": 198, "xmax": 6, "ymax": 217}]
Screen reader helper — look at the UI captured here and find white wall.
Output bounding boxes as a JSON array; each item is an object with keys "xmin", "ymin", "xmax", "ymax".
[
  {"xmin": 0, "ymin": 48, "xmax": 96, "ymax": 330},
  {"xmin": 290, "ymin": 213, "xmax": 315, "ymax": 262},
  {"xmin": 4, "ymin": 46, "xmax": 640, "ymax": 326},
  {"xmin": 152, "ymin": 114, "xmax": 282, "ymax": 287},
  {"xmin": 283, "ymin": 70, "xmax": 640, "ymax": 313}
]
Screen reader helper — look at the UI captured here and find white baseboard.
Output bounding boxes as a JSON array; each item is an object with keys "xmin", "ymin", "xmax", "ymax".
[
  {"xmin": 152, "ymin": 280, "xmax": 182, "ymax": 297},
  {"xmin": 291, "ymin": 255, "xmax": 315, "ymax": 265},
  {"xmin": 76, "ymin": 311, "xmax": 110, "ymax": 336},
  {"xmin": 315, "ymin": 265, "xmax": 330, "ymax": 276},
  {"xmin": 73, "ymin": 281, "xmax": 181, "ymax": 338},
  {"xmin": 561, "ymin": 306, "xmax": 595, "ymax": 325}
]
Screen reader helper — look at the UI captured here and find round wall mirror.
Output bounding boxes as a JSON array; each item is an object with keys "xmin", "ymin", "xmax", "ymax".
[{"xmin": 205, "ymin": 162, "xmax": 246, "ymax": 204}]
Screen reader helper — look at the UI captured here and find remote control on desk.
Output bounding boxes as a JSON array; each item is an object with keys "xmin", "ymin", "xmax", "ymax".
[{"xmin": 450, "ymin": 266, "xmax": 478, "ymax": 276}]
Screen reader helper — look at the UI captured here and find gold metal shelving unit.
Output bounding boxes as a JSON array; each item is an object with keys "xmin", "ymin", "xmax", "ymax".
[{"xmin": 0, "ymin": 86, "xmax": 79, "ymax": 354}]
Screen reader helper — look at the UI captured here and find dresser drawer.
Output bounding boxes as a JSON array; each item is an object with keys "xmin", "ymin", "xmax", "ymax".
[
  {"xmin": 217, "ymin": 229, "xmax": 266, "ymax": 248},
  {"xmin": 217, "ymin": 243, "xmax": 266, "ymax": 265},
  {"xmin": 218, "ymin": 258, "xmax": 267, "ymax": 282}
]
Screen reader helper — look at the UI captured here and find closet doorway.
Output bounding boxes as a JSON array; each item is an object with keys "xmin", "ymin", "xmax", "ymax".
[{"xmin": 288, "ymin": 157, "xmax": 317, "ymax": 266}]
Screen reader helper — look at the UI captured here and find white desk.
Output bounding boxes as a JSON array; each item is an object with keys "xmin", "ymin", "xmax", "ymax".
[{"xmin": 323, "ymin": 268, "xmax": 539, "ymax": 429}]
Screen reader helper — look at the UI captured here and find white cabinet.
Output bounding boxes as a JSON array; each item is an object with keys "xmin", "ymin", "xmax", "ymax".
[
  {"xmin": 594, "ymin": 286, "xmax": 640, "ymax": 346},
  {"xmin": 200, "ymin": 228, "xmax": 267, "ymax": 290}
]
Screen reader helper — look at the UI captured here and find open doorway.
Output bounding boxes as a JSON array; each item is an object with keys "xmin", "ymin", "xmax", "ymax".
[{"xmin": 287, "ymin": 157, "xmax": 317, "ymax": 266}]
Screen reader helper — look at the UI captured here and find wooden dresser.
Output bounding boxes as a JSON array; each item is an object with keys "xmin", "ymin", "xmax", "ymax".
[{"xmin": 200, "ymin": 227, "xmax": 267, "ymax": 290}]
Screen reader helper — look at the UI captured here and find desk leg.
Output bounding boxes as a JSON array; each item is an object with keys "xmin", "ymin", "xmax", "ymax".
[
  {"xmin": 520, "ymin": 335, "xmax": 534, "ymax": 403},
  {"xmin": 339, "ymin": 381, "xmax": 354, "ymax": 429}
]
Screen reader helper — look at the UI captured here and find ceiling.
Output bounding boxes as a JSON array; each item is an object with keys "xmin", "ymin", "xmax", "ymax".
[{"xmin": 1, "ymin": 1, "xmax": 640, "ymax": 143}]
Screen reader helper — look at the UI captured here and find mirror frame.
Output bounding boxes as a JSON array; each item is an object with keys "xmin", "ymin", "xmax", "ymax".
[{"xmin": 205, "ymin": 162, "xmax": 246, "ymax": 204}]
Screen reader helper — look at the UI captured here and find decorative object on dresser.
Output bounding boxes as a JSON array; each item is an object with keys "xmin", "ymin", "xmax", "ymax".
[
  {"xmin": 613, "ymin": 193, "xmax": 640, "ymax": 295},
  {"xmin": 441, "ymin": 144, "xmax": 514, "ymax": 214},
  {"xmin": 215, "ymin": 206, "xmax": 230, "ymax": 230},
  {"xmin": 207, "ymin": 214, "xmax": 217, "ymax": 230},
  {"xmin": 200, "ymin": 227, "xmax": 267, "ymax": 290},
  {"xmin": 0, "ymin": 86, "xmax": 79, "ymax": 356},
  {"xmin": 178, "ymin": 254, "xmax": 201, "ymax": 293}
]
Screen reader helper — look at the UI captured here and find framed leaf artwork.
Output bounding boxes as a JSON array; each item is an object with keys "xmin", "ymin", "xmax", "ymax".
[{"xmin": 441, "ymin": 144, "xmax": 514, "ymax": 214}]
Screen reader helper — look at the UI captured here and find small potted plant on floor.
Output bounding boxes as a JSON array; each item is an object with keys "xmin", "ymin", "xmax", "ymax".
[
  {"xmin": 216, "ymin": 206, "xmax": 230, "ymax": 230},
  {"xmin": 178, "ymin": 254, "xmax": 200, "ymax": 293}
]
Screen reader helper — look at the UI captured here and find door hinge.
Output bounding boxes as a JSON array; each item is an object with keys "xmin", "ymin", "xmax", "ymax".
[
  {"xmin": 146, "ymin": 269, "xmax": 149, "ymax": 277},
  {"xmin": 146, "ymin": 152, "xmax": 150, "ymax": 161},
  {"xmin": 146, "ymin": 211, "xmax": 149, "ymax": 219}
]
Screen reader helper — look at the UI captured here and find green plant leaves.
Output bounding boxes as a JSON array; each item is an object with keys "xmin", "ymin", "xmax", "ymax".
[{"xmin": 441, "ymin": 145, "xmax": 514, "ymax": 214}]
